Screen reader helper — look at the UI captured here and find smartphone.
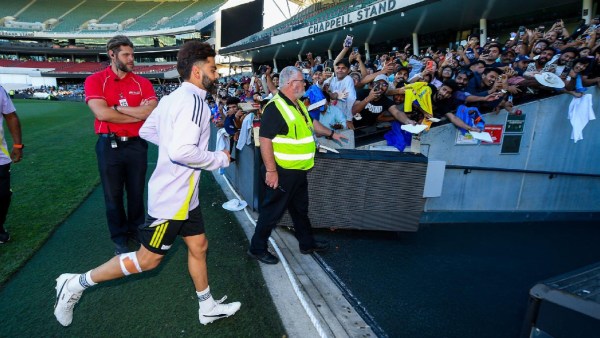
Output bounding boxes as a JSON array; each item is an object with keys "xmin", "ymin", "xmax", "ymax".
[
  {"xmin": 302, "ymin": 69, "xmax": 310, "ymax": 74},
  {"xmin": 353, "ymin": 47, "xmax": 359, "ymax": 53},
  {"xmin": 507, "ymin": 95, "xmax": 513, "ymax": 103},
  {"xmin": 373, "ymin": 82, "xmax": 381, "ymax": 92},
  {"xmin": 510, "ymin": 32, "xmax": 517, "ymax": 40},
  {"xmin": 425, "ymin": 60, "xmax": 435, "ymax": 71},
  {"xmin": 344, "ymin": 35, "xmax": 353, "ymax": 48}
]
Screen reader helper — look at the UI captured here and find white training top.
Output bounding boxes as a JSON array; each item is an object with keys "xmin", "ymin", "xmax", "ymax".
[
  {"xmin": 0, "ymin": 86, "xmax": 17, "ymax": 166},
  {"xmin": 140, "ymin": 82, "xmax": 229, "ymax": 220}
]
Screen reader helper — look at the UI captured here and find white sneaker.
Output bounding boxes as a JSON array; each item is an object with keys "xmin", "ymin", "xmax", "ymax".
[
  {"xmin": 198, "ymin": 296, "xmax": 241, "ymax": 325},
  {"xmin": 54, "ymin": 273, "xmax": 83, "ymax": 326}
]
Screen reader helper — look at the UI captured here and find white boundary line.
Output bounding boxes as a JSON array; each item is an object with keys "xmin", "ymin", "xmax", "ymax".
[{"xmin": 219, "ymin": 173, "xmax": 329, "ymax": 338}]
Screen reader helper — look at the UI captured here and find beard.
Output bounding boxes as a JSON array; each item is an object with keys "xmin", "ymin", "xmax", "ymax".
[
  {"xmin": 295, "ymin": 87, "xmax": 306, "ymax": 100},
  {"xmin": 202, "ymin": 75, "xmax": 218, "ymax": 93},
  {"xmin": 115, "ymin": 59, "xmax": 132, "ymax": 73}
]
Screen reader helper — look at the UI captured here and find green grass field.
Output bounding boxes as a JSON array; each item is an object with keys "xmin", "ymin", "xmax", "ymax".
[
  {"xmin": 0, "ymin": 100, "xmax": 286, "ymax": 336},
  {"xmin": 1, "ymin": 100, "xmax": 99, "ymax": 283}
]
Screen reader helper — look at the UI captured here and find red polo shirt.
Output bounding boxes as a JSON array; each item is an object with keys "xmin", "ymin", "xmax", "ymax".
[{"xmin": 84, "ymin": 66, "xmax": 157, "ymax": 137}]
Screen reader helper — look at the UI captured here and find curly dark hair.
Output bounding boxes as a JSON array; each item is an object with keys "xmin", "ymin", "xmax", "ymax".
[{"xmin": 176, "ymin": 41, "xmax": 216, "ymax": 80}]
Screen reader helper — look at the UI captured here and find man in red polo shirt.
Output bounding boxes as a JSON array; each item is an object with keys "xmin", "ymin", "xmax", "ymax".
[{"xmin": 84, "ymin": 35, "xmax": 157, "ymax": 255}]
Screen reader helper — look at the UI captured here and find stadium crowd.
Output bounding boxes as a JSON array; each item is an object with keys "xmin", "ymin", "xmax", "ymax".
[
  {"xmin": 6, "ymin": 16, "xmax": 600, "ymax": 150},
  {"xmin": 211, "ymin": 17, "xmax": 600, "ymax": 151}
]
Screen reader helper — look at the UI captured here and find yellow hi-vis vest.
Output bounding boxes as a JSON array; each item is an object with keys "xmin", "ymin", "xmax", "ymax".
[{"xmin": 269, "ymin": 94, "xmax": 316, "ymax": 170}]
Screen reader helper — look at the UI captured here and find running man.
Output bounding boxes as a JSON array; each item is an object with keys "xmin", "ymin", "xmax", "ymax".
[{"xmin": 54, "ymin": 41, "xmax": 240, "ymax": 327}]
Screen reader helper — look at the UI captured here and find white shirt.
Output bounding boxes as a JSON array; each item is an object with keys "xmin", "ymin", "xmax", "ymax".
[
  {"xmin": 0, "ymin": 86, "xmax": 16, "ymax": 166},
  {"xmin": 328, "ymin": 75, "xmax": 356, "ymax": 121},
  {"xmin": 236, "ymin": 113, "xmax": 254, "ymax": 150},
  {"xmin": 140, "ymin": 82, "xmax": 229, "ymax": 220}
]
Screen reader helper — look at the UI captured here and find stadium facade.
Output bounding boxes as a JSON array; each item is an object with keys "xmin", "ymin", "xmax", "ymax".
[{"xmin": 0, "ymin": 0, "xmax": 593, "ymax": 81}]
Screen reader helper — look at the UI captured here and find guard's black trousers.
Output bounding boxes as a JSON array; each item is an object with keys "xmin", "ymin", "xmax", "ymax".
[
  {"xmin": 249, "ymin": 165, "xmax": 316, "ymax": 254},
  {"xmin": 96, "ymin": 136, "xmax": 147, "ymax": 247}
]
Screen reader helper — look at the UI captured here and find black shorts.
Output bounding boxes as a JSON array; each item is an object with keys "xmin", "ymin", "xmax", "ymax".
[{"xmin": 139, "ymin": 207, "xmax": 205, "ymax": 255}]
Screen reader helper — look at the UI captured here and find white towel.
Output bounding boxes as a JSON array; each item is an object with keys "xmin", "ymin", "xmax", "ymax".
[
  {"xmin": 236, "ymin": 113, "xmax": 254, "ymax": 150},
  {"xmin": 215, "ymin": 128, "xmax": 230, "ymax": 152},
  {"xmin": 568, "ymin": 94, "xmax": 595, "ymax": 143}
]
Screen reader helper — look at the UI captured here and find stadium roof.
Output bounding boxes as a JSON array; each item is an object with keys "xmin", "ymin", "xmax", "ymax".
[
  {"xmin": 220, "ymin": 0, "xmax": 579, "ymax": 63},
  {"xmin": 287, "ymin": 0, "xmax": 330, "ymax": 5}
]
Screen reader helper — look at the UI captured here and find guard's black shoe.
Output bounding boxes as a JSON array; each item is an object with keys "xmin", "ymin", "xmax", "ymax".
[
  {"xmin": 247, "ymin": 250, "xmax": 279, "ymax": 264},
  {"xmin": 300, "ymin": 240, "xmax": 329, "ymax": 254}
]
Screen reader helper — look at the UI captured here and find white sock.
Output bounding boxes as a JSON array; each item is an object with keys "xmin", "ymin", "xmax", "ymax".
[
  {"xmin": 197, "ymin": 286, "xmax": 215, "ymax": 312},
  {"xmin": 67, "ymin": 271, "xmax": 96, "ymax": 293}
]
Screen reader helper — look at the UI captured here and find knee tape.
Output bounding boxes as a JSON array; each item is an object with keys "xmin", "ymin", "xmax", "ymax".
[{"xmin": 119, "ymin": 252, "xmax": 142, "ymax": 276}]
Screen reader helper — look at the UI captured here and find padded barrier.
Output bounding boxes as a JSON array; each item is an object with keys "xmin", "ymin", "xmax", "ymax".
[{"xmin": 279, "ymin": 150, "xmax": 427, "ymax": 232}]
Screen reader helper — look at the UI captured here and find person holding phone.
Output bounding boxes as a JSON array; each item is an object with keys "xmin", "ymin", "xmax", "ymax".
[
  {"xmin": 465, "ymin": 34, "xmax": 483, "ymax": 62},
  {"xmin": 326, "ymin": 37, "xmax": 359, "ymax": 128},
  {"xmin": 465, "ymin": 67, "xmax": 513, "ymax": 111},
  {"xmin": 351, "ymin": 75, "xmax": 404, "ymax": 128}
]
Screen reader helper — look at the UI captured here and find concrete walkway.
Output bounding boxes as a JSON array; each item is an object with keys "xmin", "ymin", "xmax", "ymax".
[{"xmin": 214, "ymin": 173, "xmax": 376, "ymax": 338}]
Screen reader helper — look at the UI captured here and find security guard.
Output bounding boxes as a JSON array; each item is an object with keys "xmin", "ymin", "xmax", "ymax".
[
  {"xmin": 84, "ymin": 35, "xmax": 157, "ymax": 255},
  {"xmin": 248, "ymin": 66, "xmax": 345, "ymax": 265}
]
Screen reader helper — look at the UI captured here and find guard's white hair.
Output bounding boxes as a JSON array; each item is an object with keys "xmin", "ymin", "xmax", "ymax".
[{"xmin": 279, "ymin": 66, "xmax": 303, "ymax": 89}]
